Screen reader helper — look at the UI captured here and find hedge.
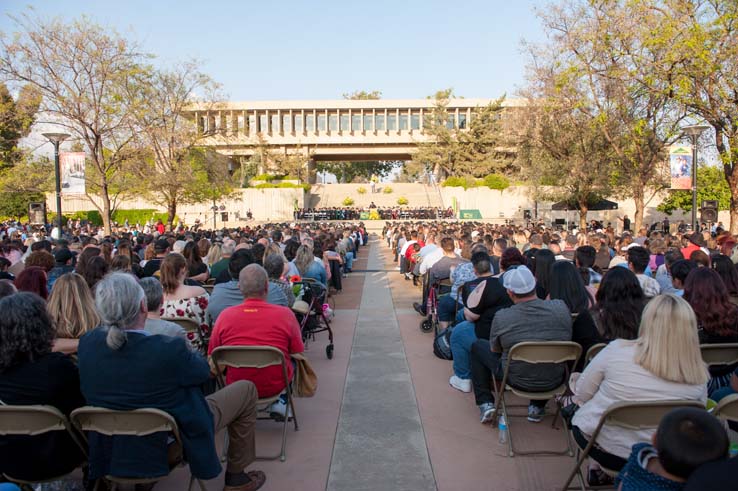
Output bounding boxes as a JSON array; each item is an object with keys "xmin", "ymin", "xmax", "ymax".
[
  {"xmin": 253, "ymin": 182, "xmax": 311, "ymax": 191},
  {"xmin": 442, "ymin": 174, "xmax": 510, "ymax": 191},
  {"xmin": 50, "ymin": 209, "xmax": 175, "ymax": 226}
]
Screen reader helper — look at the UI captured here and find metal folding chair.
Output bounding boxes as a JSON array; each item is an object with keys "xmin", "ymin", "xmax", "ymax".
[
  {"xmin": 714, "ymin": 393, "xmax": 738, "ymax": 423},
  {"xmin": 0, "ymin": 405, "xmax": 87, "ymax": 489},
  {"xmin": 700, "ymin": 343, "xmax": 738, "ymax": 369},
  {"xmin": 584, "ymin": 343, "xmax": 607, "ymax": 368},
  {"xmin": 492, "ymin": 341, "xmax": 582, "ymax": 457},
  {"xmin": 210, "ymin": 345, "xmax": 298, "ymax": 462},
  {"xmin": 561, "ymin": 400, "xmax": 705, "ymax": 491}
]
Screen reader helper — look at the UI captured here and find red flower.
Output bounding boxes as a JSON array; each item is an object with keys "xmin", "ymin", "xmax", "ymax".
[
  {"xmin": 176, "ymin": 309, "xmax": 185, "ymax": 317},
  {"xmin": 289, "ymin": 275, "xmax": 301, "ymax": 283},
  {"xmin": 197, "ymin": 296, "xmax": 209, "ymax": 309},
  {"xmin": 186, "ymin": 332, "xmax": 195, "ymax": 340}
]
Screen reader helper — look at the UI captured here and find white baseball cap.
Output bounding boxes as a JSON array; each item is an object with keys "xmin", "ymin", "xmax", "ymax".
[{"xmin": 502, "ymin": 265, "xmax": 537, "ymax": 294}]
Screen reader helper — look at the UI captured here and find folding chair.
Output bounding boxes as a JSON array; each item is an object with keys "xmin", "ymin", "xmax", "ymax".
[
  {"xmin": 584, "ymin": 343, "xmax": 607, "ymax": 368},
  {"xmin": 492, "ymin": 341, "xmax": 582, "ymax": 457},
  {"xmin": 713, "ymin": 393, "xmax": 738, "ymax": 423},
  {"xmin": 210, "ymin": 346, "xmax": 298, "ymax": 462},
  {"xmin": 561, "ymin": 399, "xmax": 705, "ymax": 491},
  {"xmin": 700, "ymin": 343, "xmax": 738, "ymax": 369},
  {"xmin": 0, "ymin": 405, "xmax": 87, "ymax": 489},
  {"xmin": 70, "ymin": 406, "xmax": 206, "ymax": 491},
  {"xmin": 163, "ymin": 316, "xmax": 208, "ymax": 353}
]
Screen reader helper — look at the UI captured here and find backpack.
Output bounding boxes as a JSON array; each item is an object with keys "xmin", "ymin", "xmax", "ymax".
[{"xmin": 433, "ymin": 327, "xmax": 453, "ymax": 360}]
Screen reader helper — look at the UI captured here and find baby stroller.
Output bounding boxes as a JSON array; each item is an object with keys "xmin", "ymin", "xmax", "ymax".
[{"xmin": 292, "ymin": 279, "xmax": 335, "ymax": 359}]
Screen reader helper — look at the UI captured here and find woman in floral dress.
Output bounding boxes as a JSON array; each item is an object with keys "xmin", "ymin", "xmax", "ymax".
[{"xmin": 159, "ymin": 253, "xmax": 210, "ymax": 348}]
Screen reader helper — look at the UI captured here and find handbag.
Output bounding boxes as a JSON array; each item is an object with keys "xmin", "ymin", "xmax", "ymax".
[{"xmin": 292, "ymin": 352, "xmax": 318, "ymax": 397}]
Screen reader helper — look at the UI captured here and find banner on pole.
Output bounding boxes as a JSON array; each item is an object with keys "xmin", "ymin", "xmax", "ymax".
[
  {"xmin": 669, "ymin": 145, "xmax": 692, "ymax": 190},
  {"xmin": 59, "ymin": 152, "xmax": 86, "ymax": 195}
]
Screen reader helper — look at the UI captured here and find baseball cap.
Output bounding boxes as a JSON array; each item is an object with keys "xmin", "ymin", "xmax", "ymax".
[
  {"xmin": 502, "ymin": 265, "xmax": 536, "ymax": 294},
  {"xmin": 154, "ymin": 238, "xmax": 170, "ymax": 253}
]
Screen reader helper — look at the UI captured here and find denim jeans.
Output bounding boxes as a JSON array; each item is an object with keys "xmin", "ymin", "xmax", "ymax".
[
  {"xmin": 344, "ymin": 251, "xmax": 354, "ymax": 270},
  {"xmin": 437, "ymin": 295, "xmax": 461, "ymax": 322},
  {"xmin": 450, "ymin": 321, "xmax": 478, "ymax": 379}
]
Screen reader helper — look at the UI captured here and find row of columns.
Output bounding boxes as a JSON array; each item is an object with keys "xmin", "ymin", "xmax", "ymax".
[{"xmin": 195, "ymin": 106, "xmax": 473, "ymax": 138}]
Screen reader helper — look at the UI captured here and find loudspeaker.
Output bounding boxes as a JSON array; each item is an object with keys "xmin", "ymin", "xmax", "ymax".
[
  {"xmin": 28, "ymin": 202, "xmax": 46, "ymax": 225},
  {"xmin": 523, "ymin": 209, "xmax": 532, "ymax": 220},
  {"xmin": 700, "ymin": 208, "xmax": 718, "ymax": 223},
  {"xmin": 702, "ymin": 200, "xmax": 718, "ymax": 210}
]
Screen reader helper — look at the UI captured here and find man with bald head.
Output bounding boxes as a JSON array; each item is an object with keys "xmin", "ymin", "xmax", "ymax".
[{"xmin": 208, "ymin": 264, "xmax": 304, "ymax": 420}]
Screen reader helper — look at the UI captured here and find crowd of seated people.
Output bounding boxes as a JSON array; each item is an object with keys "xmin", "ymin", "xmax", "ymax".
[
  {"xmin": 384, "ymin": 219, "xmax": 738, "ymax": 488},
  {"xmin": 294, "ymin": 206, "xmax": 454, "ymax": 221},
  {"xmin": 0, "ymin": 219, "xmax": 366, "ymax": 490}
]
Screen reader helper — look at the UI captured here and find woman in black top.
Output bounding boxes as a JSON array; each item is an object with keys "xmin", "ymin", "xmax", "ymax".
[
  {"xmin": 0, "ymin": 292, "xmax": 86, "ymax": 482},
  {"xmin": 684, "ymin": 267, "xmax": 738, "ymax": 394},
  {"xmin": 532, "ymin": 249, "xmax": 555, "ymax": 300},
  {"xmin": 548, "ymin": 261, "xmax": 600, "ymax": 371},
  {"xmin": 183, "ymin": 241, "xmax": 209, "ymax": 284}
]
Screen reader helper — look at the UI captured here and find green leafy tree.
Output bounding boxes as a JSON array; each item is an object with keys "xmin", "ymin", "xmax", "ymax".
[
  {"xmin": 657, "ymin": 165, "xmax": 730, "ymax": 214},
  {"xmin": 0, "ymin": 82, "xmax": 40, "ymax": 168},
  {"xmin": 533, "ymin": 1, "xmax": 686, "ymax": 231},
  {"xmin": 342, "ymin": 90, "xmax": 382, "ymax": 100},
  {"xmin": 516, "ymin": 55, "xmax": 616, "ymax": 230},
  {"xmin": 410, "ymin": 88, "xmax": 457, "ymax": 180},
  {"xmin": 0, "ymin": 13, "xmax": 148, "ymax": 234}
]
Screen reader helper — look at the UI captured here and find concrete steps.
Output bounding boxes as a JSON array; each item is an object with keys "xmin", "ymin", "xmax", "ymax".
[{"xmin": 307, "ymin": 183, "xmax": 444, "ymax": 209}]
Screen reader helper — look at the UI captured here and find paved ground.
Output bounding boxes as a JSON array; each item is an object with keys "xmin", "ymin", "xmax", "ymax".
[{"xmin": 111, "ymin": 231, "xmax": 576, "ymax": 490}]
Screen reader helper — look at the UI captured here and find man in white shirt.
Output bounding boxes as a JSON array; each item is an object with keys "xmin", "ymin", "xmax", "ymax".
[{"xmin": 627, "ymin": 246, "xmax": 661, "ymax": 298}]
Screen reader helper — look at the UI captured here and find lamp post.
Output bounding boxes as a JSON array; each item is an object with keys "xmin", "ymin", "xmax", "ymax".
[
  {"xmin": 211, "ymin": 202, "xmax": 218, "ymax": 230},
  {"xmin": 42, "ymin": 132, "xmax": 71, "ymax": 233},
  {"xmin": 682, "ymin": 124, "xmax": 710, "ymax": 232}
]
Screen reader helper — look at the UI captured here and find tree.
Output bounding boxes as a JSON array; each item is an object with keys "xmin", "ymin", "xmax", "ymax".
[
  {"xmin": 0, "ymin": 13, "xmax": 146, "ymax": 234},
  {"xmin": 126, "ymin": 62, "xmax": 224, "ymax": 228},
  {"xmin": 532, "ymin": 1, "xmax": 686, "ymax": 231},
  {"xmin": 516, "ymin": 57, "xmax": 616, "ymax": 230},
  {"xmin": 316, "ymin": 160, "xmax": 397, "ymax": 183},
  {"xmin": 410, "ymin": 88, "xmax": 457, "ymax": 180},
  {"xmin": 342, "ymin": 90, "xmax": 382, "ymax": 100},
  {"xmin": 657, "ymin": 165, "xmax": 730, "ymax": 214},
  {"xmin": 628, "ymin": 0, "xmax": 738, "ymax": 232},
  {"xmin": 0, "ymin": 82, "xmax": 40, "ymax": 168}
]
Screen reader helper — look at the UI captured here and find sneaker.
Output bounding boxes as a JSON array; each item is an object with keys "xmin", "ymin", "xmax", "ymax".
[
  {"xmin": 449, "ymin": 375, "xmax": 471, "ymax": 393},
  {"xmin": 527, "ymin": 404, "xmax": 545, "ymax": 423},
  {"xmin": 269, "ymin": 395, "xmax": 293, "ymax": 421},
  {"xmin": 479, "ymin": 402, "xmax": 496, "ymax": 424}
]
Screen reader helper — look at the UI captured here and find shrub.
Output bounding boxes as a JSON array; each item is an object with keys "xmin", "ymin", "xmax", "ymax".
[
  {"xmin": 357, "ymin": 186, "xmax": 367, "ymax": 194},
  {"xmin": 52, "ymin": 209, "xmax": 174, "ymax": 227},
  {"xmin": 483, "ymin": 173, "xmax": 510, "ymax": 191},
  {"xmin": 382, "ymin": 186, "xmax": 393, "ymax": 194},
  {"xmin": 342, "ymin": 197, "xmax": 355, "ymax": 206},
  {"xmin": 253, "ymin": 173, "xmax": 287, "ymax": 182},
  {"xmin": 442, "ymin": 176, "xmax": 478, "ymax": 189},
  {"xmin": 397, "ymin": 197, "xmax": 409, "ymax": 205},
  {"xmin": 254, "ymin": 182, "xmax": 310, "ymax": 191}
]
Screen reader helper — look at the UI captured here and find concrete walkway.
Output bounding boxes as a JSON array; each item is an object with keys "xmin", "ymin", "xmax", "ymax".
[{"xmin": 327, "ymin": 237, "xmax": 436, "ymax": 490}]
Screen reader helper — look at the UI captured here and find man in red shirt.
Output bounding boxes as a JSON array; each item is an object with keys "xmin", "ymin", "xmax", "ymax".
[{"xmin": 209, "ymin": 264, "xmax": 304, "ymax": 419}]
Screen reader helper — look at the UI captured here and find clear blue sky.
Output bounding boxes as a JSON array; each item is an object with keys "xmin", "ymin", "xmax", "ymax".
[{"xmin": 0, "ymin": 0, "xmax": 546, "ymax": 101}]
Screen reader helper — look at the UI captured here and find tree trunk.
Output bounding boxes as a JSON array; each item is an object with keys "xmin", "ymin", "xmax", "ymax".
[
  {"xmin": 579, "ymin": 199, "xmax": 589, "ymax": 232},
  {"xmin": 729, "ymin": 172, "xmax": 738, "ymax": 235},
  {"xmin": 167, "ymin": 198, "xmax": 177, "ymax": 231},
  {"xmin": 633, "ymin": 187, "xmax": 645, "ymax": 232},
  {"xmin": 101, "ymin": 183, "xmax": 112, "ymax": 235}
]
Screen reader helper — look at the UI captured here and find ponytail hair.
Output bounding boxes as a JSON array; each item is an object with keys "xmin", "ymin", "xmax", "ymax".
[
  {"xmin": 105, "ymin": 325, "xmax": 128, "ymax": 350},
  {"xmin": 94, "ymin": 272, "xmax": 145, "ymax": 351}
]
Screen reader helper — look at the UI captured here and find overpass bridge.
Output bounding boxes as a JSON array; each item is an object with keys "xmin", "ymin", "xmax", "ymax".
[{"xmin": 188, "ymin": 98, "xmax": 522, "ymax": 180}]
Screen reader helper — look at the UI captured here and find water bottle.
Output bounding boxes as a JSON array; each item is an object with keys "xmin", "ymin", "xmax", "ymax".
[{"xmin": 498, "ymin": 415, "xmax": 508, "ymax": 444}]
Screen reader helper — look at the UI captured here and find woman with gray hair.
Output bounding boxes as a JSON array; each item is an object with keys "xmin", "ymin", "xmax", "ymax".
[{"xmin": 95, "ymin": 271, "xmax": 147, "ymax": 350}]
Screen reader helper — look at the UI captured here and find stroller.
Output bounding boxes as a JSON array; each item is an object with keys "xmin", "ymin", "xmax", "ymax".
[{"xmin": 292, "ymin": 279, "xmax": 335, "ymax": 359}]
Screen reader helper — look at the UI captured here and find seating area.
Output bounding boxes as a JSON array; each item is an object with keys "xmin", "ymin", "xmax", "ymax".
[{"xmin": 2, "ymin": 218, "xmax": 738, "ymax": 490}]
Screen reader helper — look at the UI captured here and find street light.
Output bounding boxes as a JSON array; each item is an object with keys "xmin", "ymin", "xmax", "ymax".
[
  {"xmin": 42, "ymin": 132, "xmax": 71, "ymax": 233},
  {"xmin": 681, "ymin": 124, "xmax": 711, "ymax": 232}
]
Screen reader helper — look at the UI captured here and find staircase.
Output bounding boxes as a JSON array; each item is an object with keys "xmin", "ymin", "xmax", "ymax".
[{"xmin": 306, "ymin": 183, "xmax": 443, "ymax": 209}]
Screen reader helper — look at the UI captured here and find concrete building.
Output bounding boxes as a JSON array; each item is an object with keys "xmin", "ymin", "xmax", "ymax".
[{"xmin": 187, "ymin": 98, "xmax": 523, "ymax": 181}]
